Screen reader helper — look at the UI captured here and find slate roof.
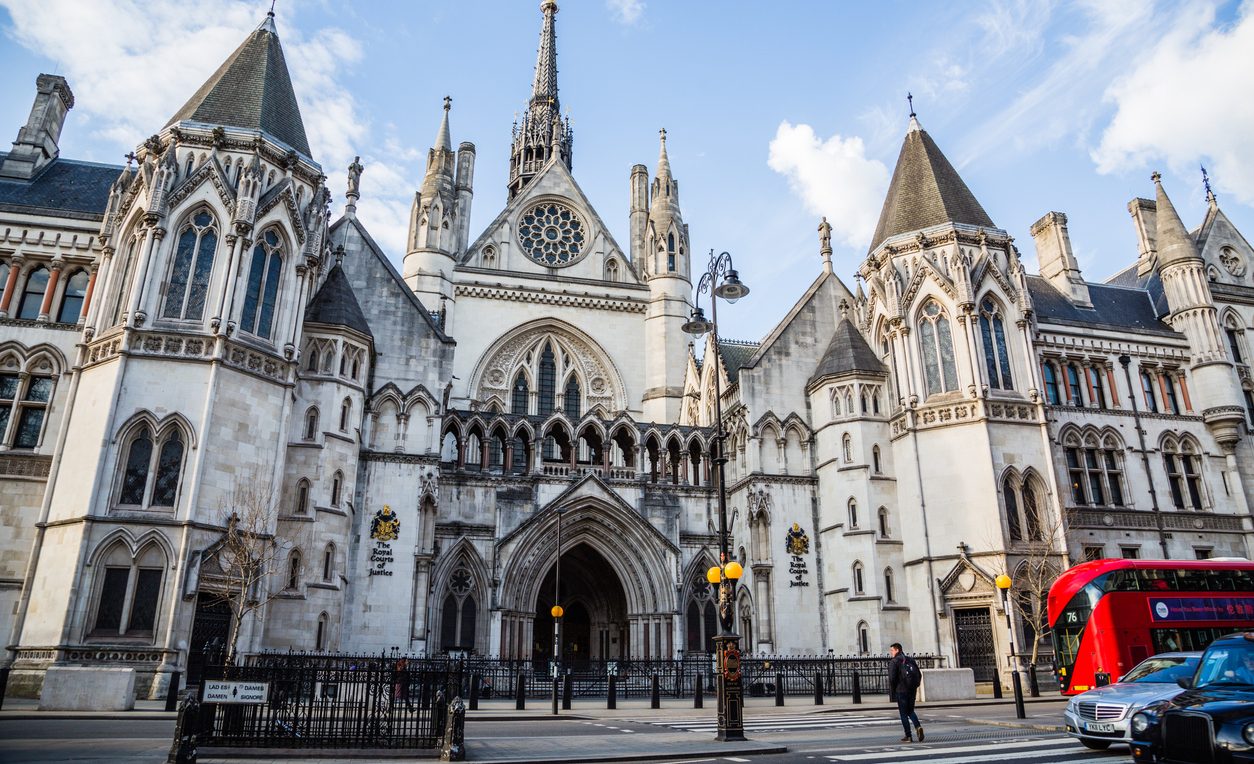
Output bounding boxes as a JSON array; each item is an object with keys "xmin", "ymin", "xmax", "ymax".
[
  {"xmin": 810, "ymin": 319, "xmax": 886, "ymax": 385},
  {"xmin": 0, "ymin": 153, "xmax": 120, "ymax": 219},
  {"xmin": 869, "ymin": 120, "xmax": 995, "ymax": 253},
  {"xmin": 165, "ymin": 14, "xmax": 310, "ymax": 157},
  {"xmin": 718, "ymin": 340, "xmax": 760, "ymax": 383},
  {"xmin": 304, "ymin": 263, "xmax": 372, "ymax": 337},
  {"xmin": 1026, "ymin": 275, "xmax": 1175, "ymax": 336}
]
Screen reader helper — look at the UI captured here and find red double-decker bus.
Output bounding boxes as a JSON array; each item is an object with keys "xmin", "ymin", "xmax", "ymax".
[{"xmin": 1048, "ymin": 558, "xmax": 1254, "ymax": 695}]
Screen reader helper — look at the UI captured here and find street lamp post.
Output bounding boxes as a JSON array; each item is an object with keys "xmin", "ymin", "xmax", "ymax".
[
  {"xmin": 551, "ymin": 508, "xmax": 563, "ymax": 715},
  {"xmin": 995, "ymin": 574, "xmax": 1026, "ymax": 719},
  {"xmin": 683, "ymin": 250, "xmax": 749, "ymax": 742}
]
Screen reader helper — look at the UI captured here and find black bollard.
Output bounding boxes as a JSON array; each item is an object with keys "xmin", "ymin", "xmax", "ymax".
[
  {"xmin": 607, "ymin": 674, "xmax": 617, "ymax": 710},
  {"xmin": 814, "ymin": 670, "xmax": 823, "ymax": 705},
  {"xmin": 562, "ymin": 673, "xmax": 572, "ymax": 710},
  {"xmin": 165, "ymin": 693, "xmax": 200, "ymax": 764},
  {"xmin": 0, "ymin": 666, "xmax": 10, "ymax": 712},
  {"xmin": 993, "ymin": 676, "xmax": 1003, "ymax": 700},
  {"xmin": 775, "ymin": 673, "xmax": 784, "ymax": 706},
  {"xmin": 469, "ymin": 674, "xmax": 480, "ymax": 711},
  {"xmin": 1028, "ymin": 663, "xmax": 1040, "ymax": 698},
  {"xmin": 440, "ymin": 696, "xmax": 466, "ymax": 762},
  {"xmin": 650, "ymin": 674, "xmax": 660, "ymax": 709},
  {"xmin": 164, "ymin": 671, "xmax": 181, "ymax": 712},
  {"xmin": 693, "ymin": 672, "xmax": 703, "ymax": 709},
  {"xmin": 852, "ymin": 671, "xmax": 862, "ymax": 705},
  {"xmin": 552, "ymin": 677, "xmax": 560, "ymax": 715},
  {"xmin": 515, "ymin": 670, "xmax": 526, "ymax": 711}
]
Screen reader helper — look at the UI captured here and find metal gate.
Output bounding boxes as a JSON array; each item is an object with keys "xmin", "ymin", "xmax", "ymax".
[
  {"xmin": 186, "ymin": 593, "xmax": 231, "ymax": 687},
  {"xmin": 952, "ymin": 607, "xmax": 997, "ymax": 682}
]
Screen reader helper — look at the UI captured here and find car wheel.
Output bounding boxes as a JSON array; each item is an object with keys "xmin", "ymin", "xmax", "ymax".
[{"xmin": 1079, "ymin": 739, "xmax": 1111, "ymax": 750}]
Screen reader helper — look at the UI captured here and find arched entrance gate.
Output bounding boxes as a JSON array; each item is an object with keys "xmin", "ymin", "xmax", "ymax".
[{"xmin": 495, "ymin": 481, "xmax": 678, "ymax": 661}]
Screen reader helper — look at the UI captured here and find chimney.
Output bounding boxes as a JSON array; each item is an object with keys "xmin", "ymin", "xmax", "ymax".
[
  {"xmin": 1127, "ymin": 197, "xmax": 1158, "ymax": 276},
  {"xmin": 1031, "ymin": 211, "xmax": 1091, "ymax": 308},
  {"xmin": 0, "ymin": 74, "xmax": 75, "ymax": 180}
]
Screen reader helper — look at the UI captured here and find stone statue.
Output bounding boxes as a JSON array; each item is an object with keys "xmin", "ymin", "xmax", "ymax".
[
  {"xmin": 347, "ymin": 155, "xmax": 364, "ymax": 198},
  {"xmin": 818, "ymin": 217, "xmax": 832, "ymax": 252}
]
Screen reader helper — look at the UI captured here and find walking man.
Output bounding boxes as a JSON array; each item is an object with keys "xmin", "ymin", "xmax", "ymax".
[{"xmin": 888, "ymin": 642, "xmax": 924, "ymax": 742}]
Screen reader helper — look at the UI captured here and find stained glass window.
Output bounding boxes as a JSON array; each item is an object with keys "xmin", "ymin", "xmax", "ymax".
[{"xmin": 517, "ymin": 202, "xmax": 585, "ymax": 265}]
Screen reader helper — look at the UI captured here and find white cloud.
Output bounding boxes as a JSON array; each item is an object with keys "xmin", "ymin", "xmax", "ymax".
[
  {"xmin": 606, "ymin": 0, "xmax": 644, "ymax": 25},
  {"xmin": 0, "ymin": 0, "xmax": 418, "ymax": 256},
  {"xmin": 1091, "ymin": 1, "xmax": 1254, "ymax": 205},
  {"xmin": 766, "ymin": 122, "xmax": 890, "ymax": 249}
]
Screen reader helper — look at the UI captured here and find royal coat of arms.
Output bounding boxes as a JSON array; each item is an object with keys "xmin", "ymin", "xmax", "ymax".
[
  {"xmin": 785, "ymin": 522, "xmax": 810, "ymax": 556},
  {"xmin": 370, "ymin": 505, "xmax": 401, "ymax": 542}
]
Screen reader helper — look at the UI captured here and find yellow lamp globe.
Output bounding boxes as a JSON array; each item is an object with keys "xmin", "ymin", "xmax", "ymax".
[
  {"xmin": 995, "ymin": 574, "xmax": 1013, "ymax": 590},
  {"xmin": 706, "ymin": 566, "xmax": 722, "ymax": 585},
  {"xmin": 724, "ymin": 561, "xmax": 744, "ymax": 580},
  {"xmin": 551, "ymin": 605, "xmax": 564, "ymax": 618}
]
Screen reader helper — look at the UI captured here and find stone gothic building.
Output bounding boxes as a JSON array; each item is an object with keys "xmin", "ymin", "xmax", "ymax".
[{"xmin": 2, "ymin": 3, "xmax": 1252, "ymax": 697}]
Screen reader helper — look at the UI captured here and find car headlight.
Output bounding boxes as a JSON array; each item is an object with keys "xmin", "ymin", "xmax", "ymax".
[
  {"xmin": 1244, "ymin": 723, "xmax": 1254, "ymax": 746},
  {"xmin": 1131, "ymin": 713, "xmax": 1151, "ymax": 735}
]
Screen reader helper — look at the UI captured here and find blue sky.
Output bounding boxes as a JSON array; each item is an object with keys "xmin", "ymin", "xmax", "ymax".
[{"xmin": 2, "ymin": 0, "xmax": 1252, "ymax": 343}]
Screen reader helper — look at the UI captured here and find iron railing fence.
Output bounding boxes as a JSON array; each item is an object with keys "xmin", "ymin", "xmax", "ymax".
[
  {"xmin": 198, "ymin": 651, "xmax": 462, "ymax": 749},
  {"xmin": 243, "ymin": 651, "xmax": 942, "ymax": 701}
]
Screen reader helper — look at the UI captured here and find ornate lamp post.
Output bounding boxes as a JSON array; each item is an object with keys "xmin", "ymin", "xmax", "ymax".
[
  {"xmin": 683, "ymin": 250, "xmax": 749, "ymax": 742},
  {"xmin": 995, "ymin": 574, "xmax": 1026, "ymax": 719}
]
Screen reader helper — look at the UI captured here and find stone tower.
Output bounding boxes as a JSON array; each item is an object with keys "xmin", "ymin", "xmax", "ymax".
[{"xmin": 507, "ymin": 0, "xmax": 572, "ymax": 200}]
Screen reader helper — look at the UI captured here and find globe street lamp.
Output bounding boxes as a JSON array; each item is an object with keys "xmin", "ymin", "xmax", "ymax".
[
  {"xmin": 995, "ymin": 574, "xmax": 1026, "ymax": 719},
  {"xmin": 684, "ymin": 250, "xmax": 749, "ymax": 742}
]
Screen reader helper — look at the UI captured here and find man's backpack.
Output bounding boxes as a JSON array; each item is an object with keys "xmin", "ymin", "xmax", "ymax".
[{"xmin": 902, "ymin": 657, "xmax": 922, "ymax": 690}]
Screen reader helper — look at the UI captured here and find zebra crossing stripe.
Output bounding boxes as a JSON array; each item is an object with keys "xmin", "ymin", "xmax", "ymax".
[{"xmin": 825, "ymin": 737, "xmax": 1085, "ymax": 763}]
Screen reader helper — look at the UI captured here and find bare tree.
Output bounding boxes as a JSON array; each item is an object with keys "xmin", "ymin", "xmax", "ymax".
[
  {"xmin": 995, "ymin": 508, "xmax": 1070, "ymax": 669},
  {"xmin": 201, "ymin": 476, "xmax": 285, "ymax": 664}
]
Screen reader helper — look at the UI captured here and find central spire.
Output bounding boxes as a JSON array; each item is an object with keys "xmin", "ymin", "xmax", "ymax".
[{"xmin": 508, "ymin": 0, "xmax": 573, "ymax": 198}]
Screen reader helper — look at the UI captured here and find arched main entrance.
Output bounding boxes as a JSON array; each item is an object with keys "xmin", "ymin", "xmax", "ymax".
[{"xmin": 533, "ymin": 543, "xmax": 628, "ymax": 664}]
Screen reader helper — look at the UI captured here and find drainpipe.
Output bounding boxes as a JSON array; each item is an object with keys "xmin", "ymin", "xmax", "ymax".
[{"xmin": 1119, "ymin": 355, "xmax": 1169, "ymax": 558}]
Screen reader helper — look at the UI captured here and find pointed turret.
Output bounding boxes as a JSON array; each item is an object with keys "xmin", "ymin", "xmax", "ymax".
[
  {"xmin": 869, "ymin": 115, "xmax": 994, "ymax": 253},
  {"xmin": 165, "ymin": 10, "xmax": 310, "ymax": 157},
  {"xmin": 1153, "ymin": 172, "xmax": 1202, "ymax": 267},
  {"xmin": 646, "ymin": 129, "xmax": 687, "ymax": 278},
  {"xmin": 508, "ymin": 1, "xmax": 573, "ymax": 198}
]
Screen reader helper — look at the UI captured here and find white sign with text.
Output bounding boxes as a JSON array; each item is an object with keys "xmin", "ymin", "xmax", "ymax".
[{"xmin": 202, "ymin": 680, "xmax": 269, "ymax": 704}]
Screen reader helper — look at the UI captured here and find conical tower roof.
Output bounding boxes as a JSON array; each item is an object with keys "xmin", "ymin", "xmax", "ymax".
[
  {"xmin": 869, "ymin": 118, "xmax": 994, "ymax": 253},
  {"xmin": 810, "ymin": 318, "xmax": 885, "ymax": 385},
  {"xmin": 165, "ymin": 12, "xmax": 310, "ymax": 157},
  {"xmin": 305, "ymin": 263, "xmax": 372, "ymax": 337},
  {"xmin": 1152, "ymin": 172, "xmax": 1202, "ymax": 267}
]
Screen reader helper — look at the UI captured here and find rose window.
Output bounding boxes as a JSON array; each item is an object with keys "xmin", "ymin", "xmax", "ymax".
[{"xmin": 517, "ymin": 202, "xmax": 585, "ymax": 265}]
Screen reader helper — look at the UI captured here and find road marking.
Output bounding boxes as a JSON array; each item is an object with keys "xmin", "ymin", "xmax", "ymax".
[
  {"xmin": 826, "ymin": 738, "xmax": 1085, "ymax": 764},
  {"xmin": 825, "ymin": 738, "xmax": 1075, "ymax": 761},
  {"xmin": 725, "ymin": 758, "xmax": 752, "ymax": 762}
]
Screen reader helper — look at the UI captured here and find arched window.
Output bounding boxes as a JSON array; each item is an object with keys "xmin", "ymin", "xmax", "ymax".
[
  {"xmin": 1087, "ymin": 366, "xmax": 1107, "ymax": 408},
  {"xmin": 1066, "ymin": 364, "xmax": 1084, "ymax": 405},
  {"xmin": 1226, "ymin": 315, "xmax": 1245, "ymax": 363},
  {"xmin": 537, "ymin": 342, "xmax": 557, "ymax": 414},
  {"xmin": 511, "ymin": 372, "xmax": 529, "ymax": 414},
  {"xmin": 111, "ymin": 237, "xmax": 139, "ymax": 326},
  {"xmin": 303, "ymin": 408, "xmax": 319, "ymax": 440},
  {"xmin": 1064, "ymin": 433, "xmax": 1126, "ymax": 507},
  {"xmin": 918, "ymin": 300, "xmax": 958, "ymax": 396},
  {"xmin": 162, "ymin": 211, "xmax": 218, "ymax": 320},
  {"xmin": 1141, "ymin": 369, "xmax": 1159, "ymax": 413},
  {"xmin": 878, "ymin": 507, "xmax": 890, "ymax": 538},
  {"xmin": 0, "ymin": 262, "xmax": 9, "ymax": 306},
  {"xmin": 315, "ymin": 612, "xmax": 328, "ymax": 650},
  {"xmin": 89, "ymin": 541, "xmax": 165, "ymax": 639},
  {"xmin": 57, "ymin": 269, "xmax": 90, "ymax": 323},
  {"xmin": 872, "ymin": 445, "xmax": 882, "ymax": 473},
  {"xmin": 1022, "ymin": 479, "xmax": 1042, "ymax": 540},
  {"xmin": 848, "ymin": 498, "xmax": 858, "ymax": 528},
  {"xmin": 1003, "ymin": 476, "xmax": 1023, "ymax": 540},
  {"xmin": 857, "ymin": 621, "xmax": 870, "ymax": 654},
  {"xmin": 322, "ymin": 543, "xmax": 336, "ymax": 582},
  {"xmin": 287, "ymin": 550, "xmax": 302, "ymax": 590},
  {"xmin": 606, "ymin": 260, "xmax": 619, "ymax": 282},
  {"xmin": 685, "ymin": 573, "xmax": 718, "ymax": 654},
  {"xmin": 842, "ymin": 433, "xmax": 852, "ymax": 463},
  {"xmin": 331, "ymin": 471, "xmax": 343, "ymax": 507},
  {"xmin": 853, "ymin": 561, "xmax": 864, "ymax": 594},
  {"xmin": 440, "ymin": 564, "xmax": 478, "ymax": 653},
  {"xmin": 1042, "ymin": 362, "xmax": 1061, "ymax": 405},
  {"xmin": 1163, "ymin": 438, "xmax": 1204, "ymax": 510},
  {"xmin": 884, "ymin": 568, "xmax": 895, "ymax": 603},
  {"xmin": 339, "ymin": 398, "xmax": 352, "ymax": 432},
  {"xmin": 306, "ymin": 348, "xmax": 320, "ymax": 372},
  {"xmin": 116, "ymin": 425, "xmax": 186, "ymax": 509},
  {"xmin": 240, "ymin": 228, "xmax": 283, "ymax": 339},
  {"xmin": 17, "ymin": 266, "xmax": 49, "ymax": 320},
  {"xmin": 1, "ymin": 373, "xmax": 54, "ymax": 449},
  {"xmin": 978, "ymin": 298, "xmax": 1013, "ymax": 389},
  {"xmin": 295, "ymin": 478, "xmax": 310, "ymax": 514},
  {"xmin": 1163, "ymin": 374, "xmax": 1181, "ymax": 414},
  {"xmin": 563, "ymin": 375, "xmax": 580, "ymax": 420}
]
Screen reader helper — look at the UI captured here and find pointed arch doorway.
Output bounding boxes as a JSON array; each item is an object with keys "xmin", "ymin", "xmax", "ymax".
[{"xmin": 533, "ymin": 542, "xmax": 629, "ymax": 665}]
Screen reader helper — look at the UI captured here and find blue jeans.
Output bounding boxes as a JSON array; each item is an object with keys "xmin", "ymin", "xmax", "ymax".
[{"xmin": 897, "ymin": 694, "xmax": 920, "ymax": 736}]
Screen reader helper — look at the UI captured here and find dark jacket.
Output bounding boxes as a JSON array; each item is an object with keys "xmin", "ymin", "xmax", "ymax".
[{"xmin": 888, "ymin": 653, "xmax": 917, "ymax": 701}]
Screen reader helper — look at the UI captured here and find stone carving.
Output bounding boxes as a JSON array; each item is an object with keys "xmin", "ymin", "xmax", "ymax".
[
  {"xmin": 1220, "ymin": 247, "xmax": 1246, "ymax": 277},
  {"xmin": 475, "ymin": 325, "xmax": 622, "ymax": 410},
  {"xmin": 784, "ymin": 522, "xmax": 810, "ymax": 556},
  {"xmin": 370, "ymin": 505, "xmax": 401, "ymax": 542}
]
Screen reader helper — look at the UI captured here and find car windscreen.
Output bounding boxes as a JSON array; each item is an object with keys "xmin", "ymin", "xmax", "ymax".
[
  {"xmin": 1195, "ymin": 642, "xmax": 1254, "ymax": 688},
  {"xmin": 1122, "ymin": 656, "xmax": 1198, "ymax": 683}
]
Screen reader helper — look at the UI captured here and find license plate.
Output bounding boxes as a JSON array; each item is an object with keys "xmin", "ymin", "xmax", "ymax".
[{"xmin": 1084, "ymin": 722, "xmax": 1116, "ymax": 733}]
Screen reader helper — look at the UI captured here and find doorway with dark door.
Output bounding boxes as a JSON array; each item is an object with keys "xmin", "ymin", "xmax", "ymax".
[
  {"xmin": 953, "ymin": 606, "xmax": 997, "ymax": 682},
  {"xmin": 186, "ymin": 592, "xmax": 231, "ymax": 687}
]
